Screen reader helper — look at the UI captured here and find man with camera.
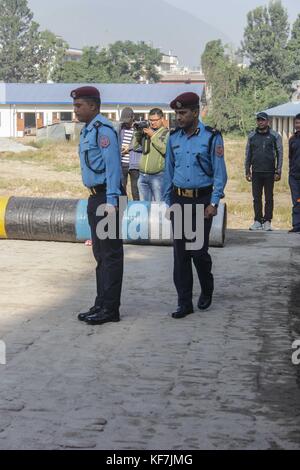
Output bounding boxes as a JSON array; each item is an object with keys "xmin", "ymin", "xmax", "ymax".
[{"xmin": 133, "ymin": 108, "xmax": 169, "ymax": 202}]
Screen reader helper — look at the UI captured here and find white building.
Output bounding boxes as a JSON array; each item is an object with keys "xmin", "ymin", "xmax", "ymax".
[
  {"xmin": 0, "ymin": 82, "xmax": 205, "ymax": 138},
  {"xmin": 264, "ymin": 82, "xmax": 300, "ymax": 140}
]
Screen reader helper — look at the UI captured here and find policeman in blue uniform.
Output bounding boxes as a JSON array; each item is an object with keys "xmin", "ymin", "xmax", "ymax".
[
  {"xmin": 72, "ymin": 86, "xmax": 124, "ymax": 325},
  {"xmin": 163, "ymin": 92, "xmax": 227, "ymax": 319}
]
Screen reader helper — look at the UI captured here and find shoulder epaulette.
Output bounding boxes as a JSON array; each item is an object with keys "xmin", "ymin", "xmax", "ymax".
[
  {"xmin": 93, "ymin": 120, "xmax": 118, "ymax": 144},
  {"xmin": 205, "ymin": 125, "xmax": 221, "ymax": 136},
  {"xmin": 170, "ymin": 127, "xmax": 181, "ymax": 135}
]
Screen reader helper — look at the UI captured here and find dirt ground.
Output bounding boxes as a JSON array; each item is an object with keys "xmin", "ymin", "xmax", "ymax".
[{"xmin": 0, "ymin": 231, "xmax": 300, "ymax": 450}]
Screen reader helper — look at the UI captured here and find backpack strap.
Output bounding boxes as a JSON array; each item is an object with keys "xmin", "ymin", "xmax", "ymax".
[
  {"xmin": 84, "ymin": 121, "xmax": 105, "ymax": 175},
  {"xmin": 205, "ymin": 126, "xmax": 222, "ymax": 155}
]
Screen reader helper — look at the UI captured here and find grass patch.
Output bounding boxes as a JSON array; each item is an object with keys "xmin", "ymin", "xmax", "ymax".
[
  {"xmin": 0, "ymin": 177, "xmax": 86, "ymax": 198},
  {"xmin": 0, "ymin": 137, "xmax": 294, "ymax": 229}
]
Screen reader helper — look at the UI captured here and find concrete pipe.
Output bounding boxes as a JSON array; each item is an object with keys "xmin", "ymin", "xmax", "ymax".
[{"xmin": 0, "ymin": 197, "xmax": 227, "ymax": 247}]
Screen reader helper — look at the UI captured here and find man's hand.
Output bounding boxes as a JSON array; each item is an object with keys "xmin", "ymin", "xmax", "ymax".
[
  {"xmin": 274, "ymin": 173, "xmax": 281, "ymax": 182},
  {"xmin": 143, "ymin": 127, "xmax": 155, "ymax": 138},
  {"xmin": 121, "ymin": 145, "xmax": 129, "ymax": 155},
  {"xmin": 246, "ymin": 173, "xmax": 252, "ymax": 182},
  {"xmin": 205, "ymin": 205, "xmax": 218, "ymax": 219}
]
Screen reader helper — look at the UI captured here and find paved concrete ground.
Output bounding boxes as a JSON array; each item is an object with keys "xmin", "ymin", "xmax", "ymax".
[{"xmin": 0, "ymin": 231, "xmax": 300, "ymax": 450}]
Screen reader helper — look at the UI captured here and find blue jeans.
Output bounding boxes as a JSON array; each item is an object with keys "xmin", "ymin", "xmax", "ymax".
[{"xmin": 138, "ymin": 171, "xmax": 164, "ymax": 202}]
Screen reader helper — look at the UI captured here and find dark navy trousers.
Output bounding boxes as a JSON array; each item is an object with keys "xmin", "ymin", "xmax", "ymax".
[
  {"xmin": 289, "ymin": 174, "xmax": 300, "ymax": 231},
  {"xmin": 170, "ymin": 191, "xmax": 214, "ymax": 309},
  {"xmin": 87, "ymin": 192, "xmax": 124, "ymax": 311}
]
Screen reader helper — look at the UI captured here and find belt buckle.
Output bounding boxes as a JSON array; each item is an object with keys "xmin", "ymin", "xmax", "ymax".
[{"xmin": 184, "ymin": 189, "xmax": 194, "ymax": 198}]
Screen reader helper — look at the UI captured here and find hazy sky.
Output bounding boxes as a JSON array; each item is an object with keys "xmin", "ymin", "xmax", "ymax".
[
  {"xmin": 27, "ymin": 0, "xmax": 300, "ymax": 65},
  {"xmin": 166, "ymin": 0, "xmax": 299, "ymax": 44}
]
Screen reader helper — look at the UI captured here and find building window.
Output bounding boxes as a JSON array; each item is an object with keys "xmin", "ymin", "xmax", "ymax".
[
  {"xmin": 24, "ymin": 113, "xmax": 36, "ymax": 128},
  {"xmin": 169, "ymin": 113, "xmax": 177, "ymax": 130},
  {"xmin": 60, "ymin": 112, "xmax": 72, "ymax": 122}
]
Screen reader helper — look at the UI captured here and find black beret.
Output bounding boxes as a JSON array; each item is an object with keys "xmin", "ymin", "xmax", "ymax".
[
  {"xmin": 170, "ymin": 92, "xmax": 200, "ymax": 110},
  {"xmin": 70, "ymin": 86, "xmax": 100, "ymax": 100}
]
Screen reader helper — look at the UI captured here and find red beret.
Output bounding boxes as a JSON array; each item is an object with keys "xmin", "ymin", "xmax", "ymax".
[
  {"xmin": 70, "ymin": 86, "xmax": 100, "ymax": 100},
  {"xmin": 170, "ymin": 92, "xmax": 200, "ymax": 110}
]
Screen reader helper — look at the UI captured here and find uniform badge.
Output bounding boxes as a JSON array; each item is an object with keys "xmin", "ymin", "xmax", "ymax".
[
  {"xmin": 216, "ymin": 145, "xmax": 224, "ymax": 157},
  {"xmin": 176, "ymin": 101, "xmax": 182, "ymax": 109},
  {"xmin": 100, "ymin": 136, "xmax": 110, "ymax": 148}
]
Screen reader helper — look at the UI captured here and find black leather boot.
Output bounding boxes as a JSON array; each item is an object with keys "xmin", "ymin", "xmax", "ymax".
[
  {"xmin": 84, "ymin": 307, "xmax": 120, "ymax": 325},
  {"xmin": 171, "ymin": 305, "xmax": 194, "ymax": 319},
  {"xmin": 77, "ymin": 305, "xmax": 102, "ymax": 322},
  {"xmin": 197, "ymin": 293, "xmax": 213, "ymax": 310}
]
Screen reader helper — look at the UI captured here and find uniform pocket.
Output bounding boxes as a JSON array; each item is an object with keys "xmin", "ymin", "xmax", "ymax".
[{"xmin": 83, "ymin": 140, "xmax": 105, "ymax": 173}]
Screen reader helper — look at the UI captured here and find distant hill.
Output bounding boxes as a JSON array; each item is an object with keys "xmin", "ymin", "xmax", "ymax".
[{"xmin": 28, "ymin": 0, "xmax": 229, "ymax": 66}]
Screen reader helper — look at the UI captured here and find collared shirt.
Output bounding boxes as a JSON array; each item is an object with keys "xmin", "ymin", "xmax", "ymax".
[
  {"xmin": 79, "ymin": 113, "xmax": 122, "ymax": 206},
  {"xmin": 163, "ymin": 120, "xmax": 227, "ymax": 206}
]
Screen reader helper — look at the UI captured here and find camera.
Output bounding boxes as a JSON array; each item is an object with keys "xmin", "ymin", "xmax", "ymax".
[{"xmin": 133, "ymin": 120, "xmax": 149, "ymax": 130}]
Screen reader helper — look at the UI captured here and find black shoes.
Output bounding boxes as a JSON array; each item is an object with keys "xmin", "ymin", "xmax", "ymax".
[
  {"xmin": 171, "ymin": 293, "xmax": 213, "ymax": 319},
  {"xmin": 288, "ymin": 228, "xmax": 300, "ymax": 233},
  {"xmin": 77, "ymin": 305, "xmax": 102, "ymax": 322},
  {"xmin": 197, "ymin": 292, "xmax": 213, "ymax": 310},
  {"xmin": 171, "ymin": 305, "xmax": 194, "ymax": 319},
  {"xmin": 84, "ymin": 307, "xmax": 120, "ymax": 325}
]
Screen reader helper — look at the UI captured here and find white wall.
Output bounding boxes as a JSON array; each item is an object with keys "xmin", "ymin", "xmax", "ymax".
[
  {"xmin": 0, "ymin": 104, "xmax": 173, "ymax": 138},
  {"xmin": 0, "ymin": 107, "xmax": 14, "ymax": 138}
]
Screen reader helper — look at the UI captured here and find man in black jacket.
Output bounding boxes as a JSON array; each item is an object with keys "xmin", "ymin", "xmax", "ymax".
[
  {"xmin": 245, "ymin": 112, "xmax": 283, "ymax": 231},
  {"xmin": 288, "ymin": 113, "xmax": 300, "ymax": 233}
]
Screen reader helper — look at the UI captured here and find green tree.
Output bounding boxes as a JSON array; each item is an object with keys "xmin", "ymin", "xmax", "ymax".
[
  {"xmin": 38, "ymin": 31, "xmax": 68, "ymax": 83},
  {"xmin": 0, "ymin": 0, "xmax": 68, "ymax": 82},
  {"xmin": 202, "ymin": 40, "xmax": 241, "ymax": 133},
  {"xmin": 241, "ymin": 0, "xmax": 289, "ymax": 82},
  {"xmin": 57, "ymin": 47, "xmax": 110, "ymax": 83},
  {"xmin": 105, "ymin": 41, "xmax": 162, "ymax": 83},
  {"xmin": 57, "ymin": 41, "xmax": 162, "ymax": 84},
  {"xmin": 201, "ymin": 37, "xmax": 289, "ymax": 135},
  {"xmin": 285, "ymin": 14, "xmax": 300, "ymax": 84},
  {"xmin": 0, "ymin": 0, "xmax": 35, "ymax": 81}
]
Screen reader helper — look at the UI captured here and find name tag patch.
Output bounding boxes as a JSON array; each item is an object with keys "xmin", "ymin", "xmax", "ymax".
[
  {"xmin": 216, "ymin": 145, "xmax": 224, "ymax": 157},
  {"xmin": 100, "ymin": 136, "xmax": 110, "ymax": 148}
]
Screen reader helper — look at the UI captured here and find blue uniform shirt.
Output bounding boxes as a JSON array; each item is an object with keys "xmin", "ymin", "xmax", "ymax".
[
  {"xmin": 79, "ymin": 113, "xmax": 122, "ymax": 206},
  {"xmin": 163, "ymin": 120, "xmax": 227, "ymax": 206}
]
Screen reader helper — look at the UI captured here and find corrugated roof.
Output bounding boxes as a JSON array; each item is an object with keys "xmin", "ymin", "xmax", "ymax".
[
  {"xmin": 0, "ymin": 83, "xmax": 205, "ymax": 107},
  {"xmin": 264, "ymin": 101, "xmax": 300, "ymax": 117}
]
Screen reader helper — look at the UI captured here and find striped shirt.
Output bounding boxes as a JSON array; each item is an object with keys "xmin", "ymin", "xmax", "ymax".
[{"xmin": 121, "ymin": 128, "xmax": 134, "ymax": 165}]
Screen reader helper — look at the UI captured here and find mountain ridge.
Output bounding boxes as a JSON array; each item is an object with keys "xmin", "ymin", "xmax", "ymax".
[{"xmin": 28, "ymin": 0, "xmax": 229, "ymax": 66}]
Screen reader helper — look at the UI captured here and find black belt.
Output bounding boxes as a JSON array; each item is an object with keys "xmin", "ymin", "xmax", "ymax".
[
  {"xmin": 89, "ymin": 184, "xmax": 106, "ymax": 195},
  {"xmin": 173, "ymin": 185, "xmax": 213, "ymax": 198}
]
